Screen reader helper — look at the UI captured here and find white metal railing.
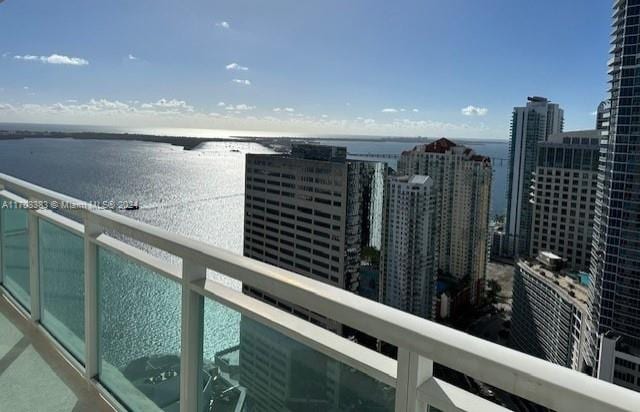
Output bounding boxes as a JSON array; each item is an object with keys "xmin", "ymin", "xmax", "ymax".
[{"xmin": 0, "ymin": 172, "xmax": 639, "ymax": 412}]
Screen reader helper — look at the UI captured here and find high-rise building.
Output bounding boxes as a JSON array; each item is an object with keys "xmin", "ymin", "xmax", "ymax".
[
  {"xmin": 380, "ymin": 175, "xmax": 436, "ymax": 319},
  {"xmin": 243, "ymin": 144, "xmax": 386, "ymax": 332},
  {"xmin": 397, "ymin": 138, "xmax": 492, "ymax": 305},
  {"xmin": 586, "ymin": 0, "xmax": 640, "ymax": 389},
  {"xmin": 240, "ymin": 144, "xmax": 389, "ymax": 410},
  {"xmin": 505, "ymin": 97, "xmax": 564, "ymax": 257},
  {"xmin": 530, "ymin": 130, "xmax": 600, "ymax": 271},
  {"xmin": 511, "ymin": 253, "xmax": 589, "ymax": 371}
]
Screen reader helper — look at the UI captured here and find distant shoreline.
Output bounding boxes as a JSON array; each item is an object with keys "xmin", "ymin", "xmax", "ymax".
[{"xmin": 0, "ymin": 129, "xmax": 508, "ymax": 152}]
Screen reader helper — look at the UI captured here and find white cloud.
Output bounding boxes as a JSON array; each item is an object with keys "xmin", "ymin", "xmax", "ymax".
[
  {"xmin": 140, "ymin": 98, "xmax": 194, "ymax": 112},
  {"xmin": 226, "ymin": 62, "xmax": 248, "ymax": 71},
  {"xmin": 14, "ymin": 54, "xmax": 89, "ymax": 66},
  {"xmin": 0, "ymin": 97, "xmax": 500, "ymax": 138},
  {"xmin": 273, "ymin": 107, "xmax": 294, "ymax": 113},
  {"xmin": 381, "ymin": 108, "xmax": 398, "ymax": 113},
  {"xmin": 128, "ymin": 54, "xmax": 138, "ymax": 60},
  {"xmin": 461, "ymin": 105, "xmax": 488, "ymax": 116},
  {"xmin": 232, "ymin": 79, "xmax": 251, "ymax": 86},
  {"xmin": 88, "ymin": 98, "xmax": 132, "ymax": 111},
  {"xmin": 224, "ymin": 104, "xmax": 255, "ymax": 111},
  {"xmin": 217, "ymin": 101, "xmax": 226, "ymax": 107},
  {"xmin": 412, "ymin": 108, "xmax": 419, "ymax": 112},
  {"xmin": 216, "ymin": 21, "xmax": 230, "ymax": 29}
]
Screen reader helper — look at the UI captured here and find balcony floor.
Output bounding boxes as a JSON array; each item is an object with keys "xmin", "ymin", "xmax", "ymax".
[{"xmin": 0, "ymin": 295, "xmax": 113, "ymax": 412}]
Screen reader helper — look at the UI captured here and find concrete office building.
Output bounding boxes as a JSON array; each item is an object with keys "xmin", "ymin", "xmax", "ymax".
[
  {"xmin": 586, "ymin": 1, "xmax": 640, "ymax": 390},
  {"xmin": 243, "ymin": 144, "xmax": 386, "ymax": 332},
  {"xmin": 530, "ymin": 130, "xmax": 600, "ymax": 271},
  {"xmin": 505, "ymin": 97, "xmax": 564, "ymax": 257},
  {"xmin": 397, "ymin": 138, "xmax": 492, "ymax": 304},
  {"xmin": 511, "ymin": 253, "xmax": 589, "ymax": 371},
  {"xmin": 380, "ymin": 175, "xmax": 436, "ymax": 319},
  {"xmin": 240, "ymin": 144, "xmax": 390, "ymax": 411}
]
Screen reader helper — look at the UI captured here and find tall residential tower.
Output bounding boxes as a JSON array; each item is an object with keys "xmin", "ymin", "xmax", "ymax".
[
  {"xmin": 586, "ymin": 0, "xmax": 640, "ymax": 392},
  {"xmin": 380, "ymin": 175, "xmax": 436, "ymax": 319},
  {"xmin": 397, "ymin": 138, "xmax": 492, "ymax": 305},
  {"xmin": 505, "ymin": 97, "xmax": 564, "ymax": 257}
]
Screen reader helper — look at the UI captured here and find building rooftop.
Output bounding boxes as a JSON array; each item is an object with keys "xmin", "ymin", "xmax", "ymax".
[
  {"xmin": 518, "ymin": 257, "xmax": 589, "ymax": 311},
  {"xmin": 401, "ymin": 138, "xmax": 491, "ymax": 164},
  {"xmin": 290, "ymin": 143, "xmax": 347, "ymax": 162},
  {"xmin": 546, "ymin": 129, "xmax": 601, "ymax": 145},
  {"xmin": 392, "ymin": 175, "xmax": 431, "ymax": 185}
]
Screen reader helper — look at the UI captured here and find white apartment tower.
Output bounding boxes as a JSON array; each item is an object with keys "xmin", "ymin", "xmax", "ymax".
[
  {"xmin": 380, "ymin": 175, "xmax": 436, "ymax": 319},
  {"xmin": 397, "ymin": 138, "xmax": 492, "ymax": 304},
  {"xmin": 505, "ymin": 97, "xmax": 564, "ymax": 257}
]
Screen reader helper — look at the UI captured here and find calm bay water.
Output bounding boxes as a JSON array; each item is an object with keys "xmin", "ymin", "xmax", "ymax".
[
  {"xmin": 0, "ymin": 135, "xmax": 508, "ymax": 370},
  {"xmin": 0, "ymin": 138, "xmax": 274, "ymax": 366}
]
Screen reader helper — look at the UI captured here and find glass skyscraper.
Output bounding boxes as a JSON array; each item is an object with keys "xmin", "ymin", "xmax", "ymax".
[
  {"xmin": 587, "ymin": 0, "xmax": 640, "ymax": 387},
  {"xmin": 505, "ymin": 97, "xmax": 564, "ymax": 257}
]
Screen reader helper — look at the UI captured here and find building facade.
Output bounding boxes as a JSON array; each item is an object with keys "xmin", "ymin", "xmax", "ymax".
[
  {"xmin": 530, "ymin": 130, "xmax": 600, "ymax": 271},
  {"xmin": 587, "ymin": 0, "xmax": 640, "ymax": 385},
  {"xmin": 505, "ymin": 97, "xmax": 564, "ymax": 257},
  {"xmin": 597, "ymin": 332, "xmax": 640, "ymax": 392},
  {"xmin": 511, "ymin": 253, "xmax": 589, "ymax": 371},
  {"xmin": 380, "ymin": 175, "xmax": 436, "ymax": 319},
  {"xmin": 243, "ymin": 144, "xmax": 386, "ymax": 332},
  {"xmin": 397, "ymin": 138, "xmax": 492, "ymax": 304}
]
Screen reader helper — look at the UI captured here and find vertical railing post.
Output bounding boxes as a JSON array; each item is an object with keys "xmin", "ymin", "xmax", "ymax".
[
  {"xmin": 28, "ymin": 206, "xmax": 41, "ymax": 321},
  {"xmin": 395, "ymin": 348, "xmax": 433, "ymax": 412},
  {"xmin": 84, "ymin": 216, "xmax": 102, "ymax": 379},
  {"xmin": 180, "ymin": 260, "xmax": 206, "ymax": 412}
]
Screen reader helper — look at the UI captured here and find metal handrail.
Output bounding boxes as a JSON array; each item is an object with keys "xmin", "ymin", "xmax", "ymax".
[{"xmin": 1, "ymin": 172, "xmax": 639, "ymax": 412}]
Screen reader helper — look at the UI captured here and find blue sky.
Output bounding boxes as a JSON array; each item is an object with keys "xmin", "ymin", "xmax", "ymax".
[{"xmin": 0, "ymin": 0, "xmax": 611, "ymax": 138}]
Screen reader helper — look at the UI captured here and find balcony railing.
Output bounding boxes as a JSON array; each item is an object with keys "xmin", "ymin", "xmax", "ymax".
[{"xmin": 1, "ymin": 172, "xmax": 639, "ymax": 412}]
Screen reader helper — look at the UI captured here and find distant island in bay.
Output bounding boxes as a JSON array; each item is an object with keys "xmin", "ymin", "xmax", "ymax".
[{"xmin": 0, "ymin": 126, "xmax": 507, "ymax": 152}]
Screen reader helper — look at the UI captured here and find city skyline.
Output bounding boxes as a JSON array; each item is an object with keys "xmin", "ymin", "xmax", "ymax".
[{"xmin": 0, "ymin": 0, "xmax": 611, "ymax": 138}]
